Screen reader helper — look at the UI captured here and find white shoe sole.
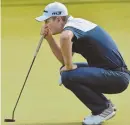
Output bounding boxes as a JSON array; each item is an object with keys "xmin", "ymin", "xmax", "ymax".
[{"xmin": 82, "ymin": 111, "xmax": 116, "ymax": 125}]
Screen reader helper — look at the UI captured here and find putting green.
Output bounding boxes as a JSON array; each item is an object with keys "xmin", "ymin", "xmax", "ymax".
[{"xmin": 2, "ymin": 1, "xmax": 130, "ymax": 125}]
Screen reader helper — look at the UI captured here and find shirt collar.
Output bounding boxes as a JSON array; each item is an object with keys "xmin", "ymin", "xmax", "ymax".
[{"xmin": 67, "ymin": 16, "xmax": 74, "ymax": 21}]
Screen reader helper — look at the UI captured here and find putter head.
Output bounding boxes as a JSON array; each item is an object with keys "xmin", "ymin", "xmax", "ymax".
[{"xmin": 4, "ymin": 119, "xmax": 15, "ymax": 122}]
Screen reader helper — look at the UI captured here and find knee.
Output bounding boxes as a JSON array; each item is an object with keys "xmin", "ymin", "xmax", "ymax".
[
  {"xmin": 119, "ymin": 81, "xmax": 129, "ymax": 93},
  {"xmin": 117, "ymin": 79, "xmax": 129, "ymax": 93},
  {"xmin": 61, "ymin": 72, "xmax": 74, "ymax": 89}
]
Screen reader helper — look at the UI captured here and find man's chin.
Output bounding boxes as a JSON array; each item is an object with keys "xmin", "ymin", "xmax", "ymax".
[
  {"xmin": 52, "ymin": 31, "xmax": 62, "ymax": 35},
  {"xmin": 52, "ymin": 33, "xmax": 57, "ymax": 35}
]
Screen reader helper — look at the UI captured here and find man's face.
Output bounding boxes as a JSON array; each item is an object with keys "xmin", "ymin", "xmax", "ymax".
[{"xmin": 44, "ymin": 17, "xmax": 65, "ymax": 35}]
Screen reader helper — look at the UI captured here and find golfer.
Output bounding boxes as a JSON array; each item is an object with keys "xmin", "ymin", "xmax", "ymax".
[{"xmin": 36, "ymin": 2, "xmax": 130, "ymax": 125}]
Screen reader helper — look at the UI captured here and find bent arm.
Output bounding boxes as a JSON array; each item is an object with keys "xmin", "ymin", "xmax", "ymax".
[
  {"xmin": 60, "ymin": 30, "xmax": 74, "ymax": 70},
  {"xmin": 47, "ymin": 36, "xmax": 64, "ymax": 65}
]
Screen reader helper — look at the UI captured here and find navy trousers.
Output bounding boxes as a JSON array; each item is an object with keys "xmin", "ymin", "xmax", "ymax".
[{"xmin": 61, "ymin": 63, "xmax": 130, "ymax": 115}]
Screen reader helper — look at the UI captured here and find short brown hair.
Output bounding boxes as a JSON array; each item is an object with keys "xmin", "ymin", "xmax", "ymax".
[{"xmin": 51, "ymin": 15, "xmax": 69, "ymax": 22}]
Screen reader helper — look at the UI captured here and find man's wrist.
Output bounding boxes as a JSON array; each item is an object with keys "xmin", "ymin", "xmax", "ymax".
[
  {"xmin": 46, "ymin": 36, "xmax": 53, "ymax": 42},
  {"xmin": 66, "ymin": 64, "xmax": 77, "ymax": 70},
  {"xmin": 66, "ymin": 64, "xmax": 73, "ymax": 70}
]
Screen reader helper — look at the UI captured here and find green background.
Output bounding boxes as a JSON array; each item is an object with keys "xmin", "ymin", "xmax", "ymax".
[{"xmin": 2, "ymin": 0, "xmax": 130, "ymax": 125}]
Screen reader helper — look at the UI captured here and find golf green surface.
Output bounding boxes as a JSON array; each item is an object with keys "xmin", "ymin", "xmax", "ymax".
[{"xmin": 2, "ymin": 0, "xmax": 130, "ymax": 125}]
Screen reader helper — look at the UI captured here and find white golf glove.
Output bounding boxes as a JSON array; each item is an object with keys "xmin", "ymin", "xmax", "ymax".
[{"xmin": 58, "ymin": 75, "xmax": 62, "ymax": 86}]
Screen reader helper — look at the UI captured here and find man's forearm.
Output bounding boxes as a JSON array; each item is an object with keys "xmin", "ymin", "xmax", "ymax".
[{"xmin": 47, "ymin": 36, "xmax": 64, "ymax": 65}]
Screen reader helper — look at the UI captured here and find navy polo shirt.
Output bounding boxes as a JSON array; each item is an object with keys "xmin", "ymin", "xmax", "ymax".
[{"xmin": 63, "ymin": 16, "xmax": 127, "ymax": 69}]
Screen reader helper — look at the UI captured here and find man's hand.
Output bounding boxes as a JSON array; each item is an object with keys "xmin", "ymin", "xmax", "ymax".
[
  {"xmin": 40, "ymin": 24, "xmax": 64, "ymax": 64},
  {"xmin": 60, "ymin": 64, "xmax": 77, "ymax": 74},
  {"xmin": 40, "ymin": 24, "xmax": 52, "ymax": 41}
]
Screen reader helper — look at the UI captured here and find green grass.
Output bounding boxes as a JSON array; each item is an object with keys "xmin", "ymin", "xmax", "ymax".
[{"xmin": 2, "ymin": 1, "xmax": 130, "ymax": 125}]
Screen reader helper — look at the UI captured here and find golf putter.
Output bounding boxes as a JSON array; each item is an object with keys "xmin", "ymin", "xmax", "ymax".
[{"xmin": 4, "ymin": 35, "xmax": 44, "ymax": 122}]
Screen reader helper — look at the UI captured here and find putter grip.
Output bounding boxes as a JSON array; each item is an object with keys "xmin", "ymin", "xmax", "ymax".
[{"xmin": 34, "ymin": 35, "xmax": 44, "ymax": 57}]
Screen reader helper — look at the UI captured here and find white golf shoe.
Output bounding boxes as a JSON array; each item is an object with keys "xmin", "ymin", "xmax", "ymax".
[{"xmin": 83, "ymin": 105, "xmax": 116, "ymax": 125}]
